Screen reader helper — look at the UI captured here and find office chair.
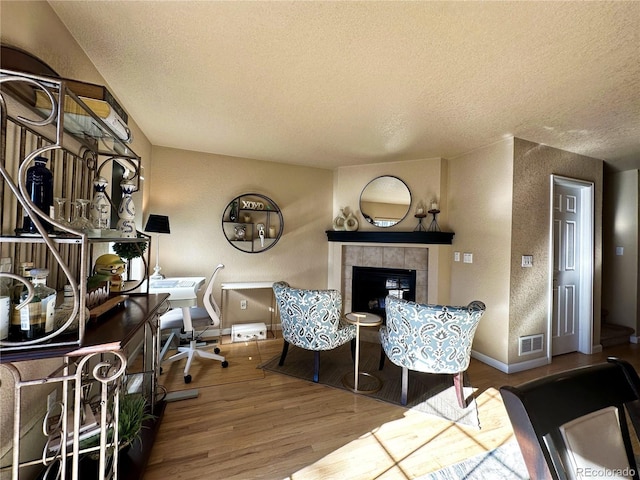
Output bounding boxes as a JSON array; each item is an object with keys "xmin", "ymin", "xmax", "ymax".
[
  {"xmin": 500, "ymin": 358, "xmax": 640, "ymax": 480},
  {"xmin": 159, "ymin": 264, "xmax": 229, "ymax": 383}
]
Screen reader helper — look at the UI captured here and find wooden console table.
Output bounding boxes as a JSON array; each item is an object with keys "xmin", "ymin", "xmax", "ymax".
[{"xmin": 0, "ymin": 293, "xmax": 169, "ymax": 480}]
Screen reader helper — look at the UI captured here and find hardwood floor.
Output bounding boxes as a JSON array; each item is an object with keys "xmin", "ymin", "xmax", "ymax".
[{"xmin": 144, "ymin": 337, "xmax": 639, "ymax": 480}]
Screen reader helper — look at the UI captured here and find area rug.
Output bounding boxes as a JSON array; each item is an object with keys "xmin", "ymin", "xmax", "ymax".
[
  {"xmin": 417, "ymin": 440, "xmax": 528, "ymax": 480},
  {"xmin": 259, "ymin": 341, "xmax": 480, "ymax": 428}
]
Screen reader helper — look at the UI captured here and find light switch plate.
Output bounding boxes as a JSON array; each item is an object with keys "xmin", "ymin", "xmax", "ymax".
[
  {"xmin": 463, "ymin": 253, "xmax": 473, "ymax": 264},
  {"xmin": 522, "ymin": 255, "xmax": 533, "ymax": 267},
  {"xmin": 454, "ymin": 252, "xmax": 461, "ymax": 262}
]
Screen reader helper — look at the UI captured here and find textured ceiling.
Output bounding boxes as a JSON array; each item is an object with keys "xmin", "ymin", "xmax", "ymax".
[{"xmin": 48, "ymin": 1, "xmax": 640, "ymax": 171}]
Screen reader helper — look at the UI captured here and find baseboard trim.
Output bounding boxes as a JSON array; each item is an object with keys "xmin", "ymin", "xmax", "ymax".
[{"xmin": 471, "ymin": 349, "xmax": 550, "ymax": 374}]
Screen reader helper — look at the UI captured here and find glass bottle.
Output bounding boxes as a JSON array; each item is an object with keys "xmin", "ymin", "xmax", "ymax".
[
  {"xmin": 71, "ymin": 199, "xmax": 93, "ymax": 232},
  {"xmin": 19, "ymin": 268, "xmax": 57, "ymax": 340},
  {"xmin": 22, "ymin": 155, "xmax": 54, "ymax": 234},
  {"xmin": 54, "ymin": 284, "xmax": 87, "ymax": 333},
  {"xmin": 9, "ymin": 262, "xmax": 33, "ymax": 341},
  {"xmin": 54, "ymin": 197, "xmax": 68, "ymax": 227}
]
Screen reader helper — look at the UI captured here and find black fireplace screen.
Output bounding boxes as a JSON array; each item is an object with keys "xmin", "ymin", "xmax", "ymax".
[{"xmin": 351, "ymin": 266, "xmax": 416, "ymax": 319}]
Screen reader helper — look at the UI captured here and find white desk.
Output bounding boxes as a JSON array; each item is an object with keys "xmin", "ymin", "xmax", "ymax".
[
  {"xmin": 144, "ymin": 276, "xmax": 206, "ymax": 332},
  {"xmin": 220, "ymin": 281, "xmax": 276, "ymax": 342}
]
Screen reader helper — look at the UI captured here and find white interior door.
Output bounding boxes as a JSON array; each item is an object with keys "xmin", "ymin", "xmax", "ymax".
[{"xmin": 550, "ymin": 176, "xmax": 594, "ymax": 356}]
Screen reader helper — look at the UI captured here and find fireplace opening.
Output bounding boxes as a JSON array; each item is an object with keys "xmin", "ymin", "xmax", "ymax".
[{"xmin": 351, "ymin": 266, "xmax": 416, "ymax": 319}]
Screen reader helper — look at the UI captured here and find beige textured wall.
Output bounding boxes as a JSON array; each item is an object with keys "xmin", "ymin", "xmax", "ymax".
[
  {"xmin": 334, "ymin": 158, "xmax": 446, "ymax": 232},
  {"xmin": 448, "ymin": 139, "xmax": 514, "ymax": 364},
  {"xmin": 148, "ymin": 146, "xmax": 333, "ymax": 324},
  {"xmin": 510, "ymin": 138, "xmax": 603, "ymax": 364},
  {"xmin": 603, "ymin": 170, "xmax": 639, "ymax": 332}
]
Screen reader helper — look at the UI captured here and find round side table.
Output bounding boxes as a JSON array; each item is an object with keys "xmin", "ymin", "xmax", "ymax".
[{"xmin": 342, "ymin": 312, "xmax": 383, "ymax": 394}]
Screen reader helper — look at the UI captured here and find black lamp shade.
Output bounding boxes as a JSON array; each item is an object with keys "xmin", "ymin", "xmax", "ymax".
[{"xmin": 144, "ymin": 214, "xmax": 170, "ymax": 234}]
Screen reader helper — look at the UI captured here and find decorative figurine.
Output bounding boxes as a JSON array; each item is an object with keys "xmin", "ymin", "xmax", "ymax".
[
  {"xmin": 117, "ymin": 179, "xmax": 136, "ymax": 238},
  {"xmin": 332, "ymin": 208, "xmax": 347, "ymax": 231},
  {"xmin": 345, "ymin": 210, "xmax": 359, "ymax": 231},
  {"xmin": 90, "ymin": 176, "xmax": 110, "ymax": 229},
  {"xmin": 230, "ymin": 200, "xmax": 238, "ymax": 222},
  {"xmin": 89, "ymin": 254, "xmax": 126, "ymax": 292},
  {"xmin": 234, "ymin": 224, "xmax": 246, "ymax": 241}
]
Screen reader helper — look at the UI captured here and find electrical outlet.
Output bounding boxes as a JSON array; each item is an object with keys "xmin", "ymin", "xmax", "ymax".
[
  {"xmin": 521, "ymin": 255, "xmax": 533, "ymax": 267},
  {"xmin": 454, "ymin": 252, "xmax": 461, "ymax": 262},
  {"xmin": 240, "ymin": 299, "xmax": 247, "ymax": 310}
]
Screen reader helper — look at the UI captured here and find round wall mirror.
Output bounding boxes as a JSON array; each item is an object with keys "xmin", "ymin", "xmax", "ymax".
[{"xmin": 360, "ymin": 176, "xmax": 411, "ymax": 228}]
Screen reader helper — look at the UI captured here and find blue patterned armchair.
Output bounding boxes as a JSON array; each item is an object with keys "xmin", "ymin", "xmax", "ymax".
[
  {"xmin": 380, "ymin": 295, "xmax": 486, "ymax": 407},
  {"xmin": 273, "ymin": 281, "xmax": 356, "ymax": 382}
]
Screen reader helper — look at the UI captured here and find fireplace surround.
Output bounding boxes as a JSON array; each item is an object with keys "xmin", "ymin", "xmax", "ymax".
[
  {"xmin": 327, "ymin": 230, "xmax": 453, "ymax": 310},
  {"xmin": 352, "ymin": 266, "xmax": 416, "ymax": 319}
]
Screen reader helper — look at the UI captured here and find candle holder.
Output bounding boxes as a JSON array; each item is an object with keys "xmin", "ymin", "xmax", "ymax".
[
  {"xmin": 427, "ymin": 209, "xmax": 441, "ymax": 232},
  {"xmin": 414, "ymin": 213, "xmax": 427, "ymax": 232}
]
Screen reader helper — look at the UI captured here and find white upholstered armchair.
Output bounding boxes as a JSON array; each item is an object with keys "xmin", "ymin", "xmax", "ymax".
[
  {"xmin": 272, "ymin": 281, "xmax": 356, "ymax": 383},
  {"xmin": 380, "ymin": 295, "xmax": 486, "ymax": 407}
]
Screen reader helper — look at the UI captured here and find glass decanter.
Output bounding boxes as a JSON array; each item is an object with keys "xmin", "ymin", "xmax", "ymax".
[{"xmin": 70, "ymin": 199, "xmax": 93, "ymax": 232}]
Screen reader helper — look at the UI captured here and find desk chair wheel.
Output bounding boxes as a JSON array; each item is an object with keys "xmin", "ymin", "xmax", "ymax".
[
  {"xmin": 184, "ymin": 374, "xmax": 192, "ymax": 384},
  {"xmin": 214, "ymin": 347, "xmax": 221, "ymax": 354},
  {"xmin": 222, "ymin": 360, "xmax": 229, "ymax": 368}
]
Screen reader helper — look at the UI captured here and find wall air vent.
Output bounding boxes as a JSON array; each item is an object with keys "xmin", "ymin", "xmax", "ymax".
[{"xmin": 519, "ymin": 334, "xmax": 544, "ymax": 355}]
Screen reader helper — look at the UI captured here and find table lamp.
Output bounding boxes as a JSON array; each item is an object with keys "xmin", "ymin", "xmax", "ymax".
[{"xmin": 144, "ymin": 214, "xmax": 170, "ymax": 280}]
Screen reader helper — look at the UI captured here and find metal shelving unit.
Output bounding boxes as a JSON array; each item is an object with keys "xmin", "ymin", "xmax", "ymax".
[
  {"xmin": 221, "ymin": 193, "xmax": 283, "ymax": 253},
  {"xmin": 0, "ymin": 69, "xmax": 158, "ymax": 480}
]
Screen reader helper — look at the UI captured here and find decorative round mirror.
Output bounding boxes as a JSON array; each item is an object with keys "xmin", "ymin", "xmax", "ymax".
[
  {"xmin": 360, "ymin": 176, "xmax": 411, "ymax": 228},
  {"xmin": 222, "ymin": 193, "xmax": 283, "ymax": 253}
]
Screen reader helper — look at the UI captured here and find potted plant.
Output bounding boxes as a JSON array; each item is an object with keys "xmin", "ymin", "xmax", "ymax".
[
  {"xmin": 112, "ymin": 240, "xmax": 147, "ymax": 262},
  {"xmin": 117, "ymin": 393, "xmax": 155, "ymax": 450},
  {"xmin": 80, "ymin": 393, "xmax": 155, "ymax": 455},
  {"xmin": 112, "ymin": 238, "xmax": 148, "ymax": 284}
]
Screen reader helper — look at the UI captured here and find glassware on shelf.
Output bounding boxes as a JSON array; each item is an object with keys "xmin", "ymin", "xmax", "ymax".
[
  {"xmin": 53, "ymin": 284, "xmax": 89, "ymax": 333},
  {"xmin": 16, "ymin": 268, "xmax": 57, "ymax": 340},
  {"xmin": 9, "ymin": 262, "xmax": 33, "ymax": 341},
  {"xmin": 70, "ymin": 199, "xmax": 93, "ymax": 232},
  {"xmin": 53, "ymin": 197, "xmax": 68, "ymax": 228}
]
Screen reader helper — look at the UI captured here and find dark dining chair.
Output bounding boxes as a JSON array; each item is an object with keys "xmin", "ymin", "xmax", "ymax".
[{"xmin": 500, "ymin": 358, "xmax": 640, "ymax": 480}]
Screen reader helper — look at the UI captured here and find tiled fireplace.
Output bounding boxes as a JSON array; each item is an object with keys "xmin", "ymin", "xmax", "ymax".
[
  {"xmin": 340, "ymin": 245, "xmax": 429, "ymax": 311},
  {"xmin": 327, "ymin": 231, "xmax": 452, "ymax": 310}
]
